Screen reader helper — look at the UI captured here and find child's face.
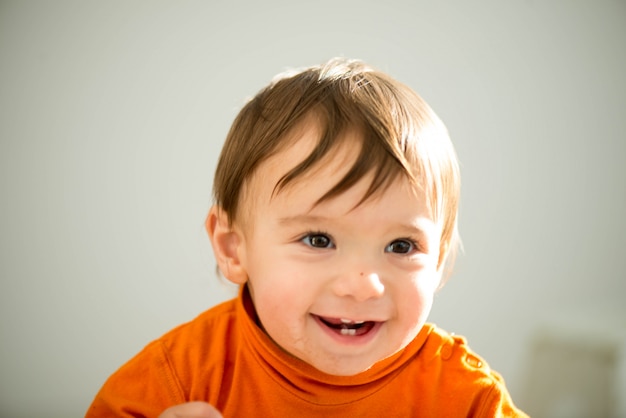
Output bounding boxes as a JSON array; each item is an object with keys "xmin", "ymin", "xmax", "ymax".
[{"xmin": 228, "ymin": 124, "xmax": 443, "ymax": 376}]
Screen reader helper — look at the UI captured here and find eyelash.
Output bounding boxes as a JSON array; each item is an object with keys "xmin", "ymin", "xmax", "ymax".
[
  {"xmin": 299, "ymin": 232, "xmax": 422, "ymax": 254},
  {"xmin": 300, "ymin": 231, "xmax": 335, "ymax": 249},
  {"xmin": 384, "ymin": 238, "xmax": 421, "ymax": 255}
]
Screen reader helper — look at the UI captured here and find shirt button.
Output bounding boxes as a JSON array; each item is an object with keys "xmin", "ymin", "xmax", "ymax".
[
  {"xmin": 441, "ymin": 343, "xmax": 453, "ymax": 360},
  {"xmin": 464, "ymin": 353, "xmax": 483, "ymax": 368}
]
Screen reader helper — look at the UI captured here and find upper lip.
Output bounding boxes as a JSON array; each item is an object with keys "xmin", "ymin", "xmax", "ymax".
[{"xmin": 313, "ymin": 314, "xmax": 384, "ymax": 323}]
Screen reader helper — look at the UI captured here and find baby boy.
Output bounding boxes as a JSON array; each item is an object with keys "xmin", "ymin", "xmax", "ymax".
[{"xmin": 86, "ymin": 58, "xmax": 527, "ymax": 417}]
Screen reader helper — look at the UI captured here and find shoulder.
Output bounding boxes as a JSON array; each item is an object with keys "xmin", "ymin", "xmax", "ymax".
[
  {"xmin": 419, "ymin": 325, "xmax": 498, "ymax": 382},
  {"xmin": 415, "ymin": 324, "xmax": 529, "ymax": 417},
  {"xmin": 151, "ymin": 297, "xmax": 241, "ymax": 375},
  {"xmin": 116, "ymin": 296, "xmax": 240, "ymax": 377},
  {"xmin": 86, "ymin": 298, "xmax": 241, "ymax": 417},
  {"xmin": 158, "ymin": 297, "xmax": 239, "ymax": 349}
]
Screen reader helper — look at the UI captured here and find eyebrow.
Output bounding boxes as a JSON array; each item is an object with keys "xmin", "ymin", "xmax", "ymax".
[
  {"xmin": 277, "ymin": 214, "xmax": 329, "ymax": 225},
  {"xmin": 277, "ymin": 214, "xmax": 432, "ymax": 238}
]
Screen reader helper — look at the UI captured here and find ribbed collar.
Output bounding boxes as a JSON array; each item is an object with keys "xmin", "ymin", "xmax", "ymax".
[{"xmin": 236, "ymin": 285, "xmax": 435, "ymax": 405}]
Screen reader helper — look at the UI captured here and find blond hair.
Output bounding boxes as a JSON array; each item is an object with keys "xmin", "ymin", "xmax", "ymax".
[{"xmin": 213, "ymin": 58, "xmax": 460, "ymax": 273}]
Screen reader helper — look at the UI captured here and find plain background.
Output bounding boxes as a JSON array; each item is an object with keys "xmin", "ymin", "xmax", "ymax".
[{"xmin": 1, "ymin": 1, "xmax": 625, "ymax": 417}]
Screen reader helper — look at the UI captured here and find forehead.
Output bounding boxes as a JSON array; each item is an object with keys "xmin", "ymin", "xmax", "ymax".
[
  {"xmin": 243, "ymin": 120, "xmax": 354, "ymax": 205},
  {"xmin": 241, "ymin": 120, "xmax": 428, "ymax": 221}
]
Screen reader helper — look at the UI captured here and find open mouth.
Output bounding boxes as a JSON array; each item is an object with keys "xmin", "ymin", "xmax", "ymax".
[{"xmin": 315, "ymin": 315, "xmax": 377, "ymax": 337}]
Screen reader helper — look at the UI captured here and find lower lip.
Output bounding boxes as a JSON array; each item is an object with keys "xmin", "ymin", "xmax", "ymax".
[{"xmin": 312, "ymin": 315, "xmax": 383, "ymax": 346}]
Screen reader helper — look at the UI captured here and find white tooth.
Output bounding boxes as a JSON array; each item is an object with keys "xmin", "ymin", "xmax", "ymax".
[
  {"xmin": 340, "ymin": 328, "xmax": 356, "ymax": 336},
  {"xmin": 340, "ymin": 318, "xmax": 366, "ymax": 324}
]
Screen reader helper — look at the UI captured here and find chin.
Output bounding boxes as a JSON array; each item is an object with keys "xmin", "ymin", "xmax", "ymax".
[{"xmin": 312, "ymin": 358, "xmax": 377, "ymax": 377}]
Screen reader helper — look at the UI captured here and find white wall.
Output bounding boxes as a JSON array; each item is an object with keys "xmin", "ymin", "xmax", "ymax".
[{"xmin": 1, "ymin": 1, "xmax": 624, "ymax": 417}]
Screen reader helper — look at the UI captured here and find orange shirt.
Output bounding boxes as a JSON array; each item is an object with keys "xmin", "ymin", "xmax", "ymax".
[{"xmin": 86, "ymin": 286, "xmax": 528, "ymax": 417}]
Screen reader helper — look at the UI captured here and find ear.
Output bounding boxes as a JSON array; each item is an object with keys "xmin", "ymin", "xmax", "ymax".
[{"xmin": 205, "ymin": 205, "xmax": 248, "ymax": 285}]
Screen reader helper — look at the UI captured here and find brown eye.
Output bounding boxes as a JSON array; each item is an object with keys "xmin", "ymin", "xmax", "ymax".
[
  {"xmin": 385, "ymin": 240, "xmax": 415, "ymax": 254},
  {"xmin": 303, "ymin": 234, "xmax": 334, "ymax": 249}
]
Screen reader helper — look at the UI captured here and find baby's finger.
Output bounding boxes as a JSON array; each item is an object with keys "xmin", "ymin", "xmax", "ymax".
[{"xmin": 158, "ymin": 401, "xmax": 223, "ymax": 418}]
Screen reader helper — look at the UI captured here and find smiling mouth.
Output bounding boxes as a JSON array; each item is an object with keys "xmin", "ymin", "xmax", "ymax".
[{"xmin": 315, "ymin": 315, "xmax": 377, "ymax": 336}]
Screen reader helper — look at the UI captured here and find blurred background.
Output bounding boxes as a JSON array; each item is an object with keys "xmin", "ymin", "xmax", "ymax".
[{"xmin": 1, "ymin": 1, "xmax": 624, "ymax": 417}]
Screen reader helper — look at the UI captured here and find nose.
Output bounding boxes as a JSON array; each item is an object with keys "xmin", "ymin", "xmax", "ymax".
[{"xmin": 331, "ymin": 269, "xmax": 385, "ymax": 302}]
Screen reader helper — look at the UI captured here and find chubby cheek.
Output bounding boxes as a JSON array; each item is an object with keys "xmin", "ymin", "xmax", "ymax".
[
  {"xmin": 251, "ymin": 287, "xmax": 313, "ymax": 355},
  {"xmin": 245, "ymin": 257, "xmax": 313, "ymax": 339},
  {"xmin": 397, "ymin": 273, "xmax": 439, "ymax": 329}
]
